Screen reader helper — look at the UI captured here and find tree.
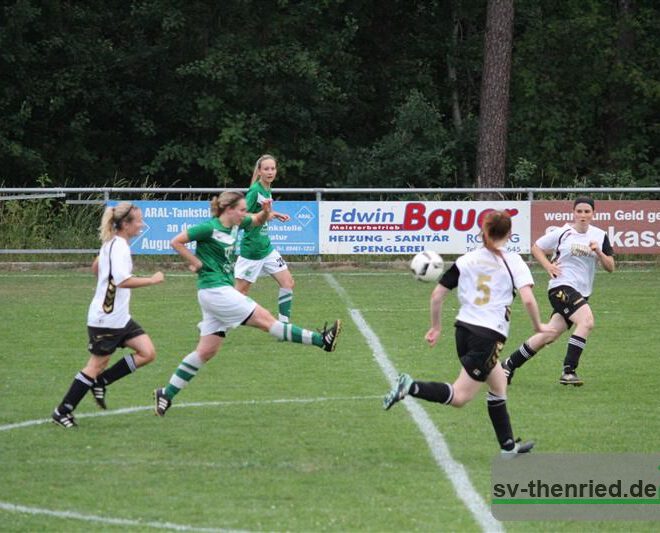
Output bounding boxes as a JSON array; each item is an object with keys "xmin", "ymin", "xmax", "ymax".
[{"xmin": 475, "ymin": 0, "xmax": 514, "ymax": 195}]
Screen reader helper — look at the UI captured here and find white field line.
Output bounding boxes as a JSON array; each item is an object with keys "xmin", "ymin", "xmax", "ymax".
[
  {"xmin": 0, "ymin": 501, "xmax": 242, "ymax": 532},
  {"xmin": 0, "ymin": 394, "xmax": 379, "ymax": 531},
  {"xmin": 324, "ymin": 273, "xmax": 503, "ymax": 533},
  {"xmin": 0, "ymin": 395, "xmax": 380, "ymax": 433}
]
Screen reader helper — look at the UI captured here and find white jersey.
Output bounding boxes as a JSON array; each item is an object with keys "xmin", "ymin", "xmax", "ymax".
[
  {"xmin": 87, "ymin": 236, "xmax": 134, "ymax": 328},
  {"xmin": 535, "ymin": 223, "xmax": 612, "ymax": 297},
  {"xmin": 451, "ymin": 247, "xmax": 534, "ymax": 339}
]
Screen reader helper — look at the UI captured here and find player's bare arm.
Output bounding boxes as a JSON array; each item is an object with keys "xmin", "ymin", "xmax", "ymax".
[
  {"xmin": 251, "ymin": 199, "xmax": 273, "ymax": 226},
  {"xmin": 532, "ymin": 243, "xmax": 560, "ymax": 278},
  {"xmin": 425, "ymin": 284, "xmax": 449, "ymax": 347},
  {"xmin": 590, "ymin": 240, "xmax": 615, "ymax": 273},
  {"xmin": 171, "ymin": 231, "xmax": 203, "ymax": 273}
]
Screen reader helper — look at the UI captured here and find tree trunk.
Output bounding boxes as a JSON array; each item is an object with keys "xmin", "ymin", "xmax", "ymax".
[{"xmin": 475, "ymin": 0, "xmax": 514, "ymax": 198}]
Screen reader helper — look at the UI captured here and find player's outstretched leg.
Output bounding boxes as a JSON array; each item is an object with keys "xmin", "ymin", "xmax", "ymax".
[
  {"xmin": 267, "ymin": 318, "xmax": 342, "ymax": 352},
  {"xmin": 502, "ymin": 342, "xmax": 538, "ymax": 385},
  {"xmin": 383, "ymin": 373, "xmax": 414, "ymax": 410},
  {"xmin": 154, "ymin": 350, "xmax": 207, "ymax": 416}
]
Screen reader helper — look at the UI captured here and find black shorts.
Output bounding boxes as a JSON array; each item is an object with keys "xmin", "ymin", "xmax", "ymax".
[
  {"xmin": 548, "ymin": 285, "xmax": 589, "ymax": 327},
  {"xmin": 454, "ymin": 325, "xmax": 505, "ymax": 382},
  {"xmin": 87, "ymin": 319, "xmax": 145, "ymax": 356}
]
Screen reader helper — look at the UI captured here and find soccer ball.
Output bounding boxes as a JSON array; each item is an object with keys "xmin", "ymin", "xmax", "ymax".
[{"xmin": 410, "ymin": 251, "xmax": 445, "ymax": 282}]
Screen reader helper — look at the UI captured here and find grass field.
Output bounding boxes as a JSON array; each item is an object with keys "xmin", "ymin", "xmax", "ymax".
[{"xmin": 0, "ymin": 265, "xmax": 658, "ymax": 532}]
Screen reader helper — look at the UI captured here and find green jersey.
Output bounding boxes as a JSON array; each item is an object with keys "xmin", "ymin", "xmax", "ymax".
[
  {"xmin": 187, "ymin": 216, "xmax": 253, "ymax": 289},
  {"xmin": 240, "ymin": 180, "xmax": 274, "ymax": 260}
]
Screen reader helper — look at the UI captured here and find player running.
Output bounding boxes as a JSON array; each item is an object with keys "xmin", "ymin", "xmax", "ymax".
[
  {"xmin": 153, "ymin": 191, "xmax": 340, "ymax": 416},
  {"xmin": 501, "ymin": 197, "xmax": 615, "ymax": 386},
  {"xmin": 52, "ymin": 203, "xmax": 164, "ymax": 428},
  {"xmin": 383, "ymin": 210, "xmax": 554, "ymax": 455}
]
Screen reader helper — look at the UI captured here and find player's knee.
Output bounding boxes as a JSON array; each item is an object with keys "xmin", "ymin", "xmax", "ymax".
[
  {"xmin": 278, "ymin": 277, "xmax": 294, "ymax": 290},
  {"xmin": 196, "ymin": 346, "xmax": 217, "ymax": 360},
  {"xmin": 584, "ymin": 316, "xmax": 595, "ymax": 331},
  {"xmin": 544, "ymin": 330, "xmax": 561, "ymax": 344},
  {"xmin": 250, "ymin": 305, "xmax": 276, "ymax": 332},
  {"xmin": 141, "ymin": 348, "xmax": 157, "ymax": 364},
  {"xmin": 451, "ymin": 394, "xmax": 470, "ymax": 408}
]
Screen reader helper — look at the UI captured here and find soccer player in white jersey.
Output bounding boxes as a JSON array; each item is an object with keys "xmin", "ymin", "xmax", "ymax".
[
  {"xmin": 383, "ymin": 211, "xmax": 554, "ymax": 455},
  {"xmin": 502, "ymin": 197, "xmax": 615, "ymax": 386},
  {"xmin": 51, "ymin": 203, "xmax": 165, "ymax": 428},
  {"xmin": 153, "ymin": 191, "xmax": 341, "ymax": 416}
]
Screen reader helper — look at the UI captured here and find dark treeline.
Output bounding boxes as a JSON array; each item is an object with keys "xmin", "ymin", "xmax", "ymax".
[{"xmin": 1, "ymin": 0, "xmax": 658, "ymax": 189}]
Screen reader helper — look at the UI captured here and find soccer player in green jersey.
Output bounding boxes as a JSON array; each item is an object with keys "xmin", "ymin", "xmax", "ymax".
[
  {"xmin": 235, "ymin": 154, "xmax": 295, "ymax": 323},
  {"xmin": 154, "ymin": 191, "xmax": 341, "ymax": 416}
]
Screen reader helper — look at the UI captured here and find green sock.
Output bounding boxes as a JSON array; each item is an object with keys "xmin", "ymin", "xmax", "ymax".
[
  {"xmin": 269, "ymin": 321, "xmax": 323, "ymax": 347},
  {"xmin": 278, "ymin": 288, "xmax": 293, "ymax": 322},
  {"xmin": 164, "ymin": 351, "xmax": 204, "ymax": 399}
]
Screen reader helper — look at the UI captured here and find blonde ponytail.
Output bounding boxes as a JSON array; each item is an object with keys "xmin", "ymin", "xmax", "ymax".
[
  {"xmin": 99, "ymin": 202, "xmax": 136, "ymax": 242},
  {"xmin": 210, "ymin": 191, "xmax": 244, "ymax": 217}
]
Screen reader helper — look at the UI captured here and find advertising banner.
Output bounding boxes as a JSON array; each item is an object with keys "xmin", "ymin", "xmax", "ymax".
[
  {"xmin": 267, "ymin": 201, "xmax": 319, "ymax": 255},
  {"xmin": 319, "ymin": 201, "xmax": 531, "ymax": 254},
  {"xmin": 531, "ymin": 200, "xmax": 660, "ymax": 254},
  {"xmin": 110, "ymin": 200, "xmax": 318, "ymax": 255}
]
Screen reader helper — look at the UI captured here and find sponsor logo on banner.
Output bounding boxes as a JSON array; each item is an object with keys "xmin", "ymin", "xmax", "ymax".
[
  {"xmin": 531, "ymin": 201, "xmax": 660, "ymax": 254},
  {"xmin": 266, "ymin": 201, "xmax": 319, "ymax": 254},
  {"xmin": 320, "ymin": 201, "xmax": 531, "ymax": 254}
]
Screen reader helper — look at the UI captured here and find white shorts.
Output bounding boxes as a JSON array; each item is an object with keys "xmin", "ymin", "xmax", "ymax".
[
  {"xmin": 197, "ymin": 286, "xmax": 257, "ymax": 336},
  {"xmin": 234, "ymin": 249, "xmax": 288, "ymax": 284}
]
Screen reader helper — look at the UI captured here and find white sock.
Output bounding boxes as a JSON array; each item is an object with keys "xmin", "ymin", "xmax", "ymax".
[{"xmin": 269, "ymin": 321, "xmax": 285, "ymax": 340}]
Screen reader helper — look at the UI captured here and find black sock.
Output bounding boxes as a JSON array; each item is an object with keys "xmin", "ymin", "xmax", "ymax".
[
  {"xmin": 57, "ymin": 372, "xmax": 94, "ymax": 414},
  {"xmin": 563, "ymin": 335, "xmax": 586, "ymax": 373},
  {"xmin": 487, "ymin": 392, "xmax": 514, "ymax": 450},
  {"xmin": 97, "ymin": 354, "xmax": 136, "ymax": 386},
  {"xmin": 409, "ymin": 381, "xmax": 453, "ymax": 405},
  {"xmin": 506, "ymin": 342, "xmax": 537, "ymax": 370}
]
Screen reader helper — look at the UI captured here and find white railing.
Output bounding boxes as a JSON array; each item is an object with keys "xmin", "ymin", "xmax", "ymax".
[{"xmin": 1, "ymin": 187, "xmax": 659, "ymax": 255}]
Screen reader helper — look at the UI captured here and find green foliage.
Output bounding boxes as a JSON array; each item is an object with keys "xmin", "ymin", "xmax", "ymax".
[
  {"xmin": 508, "ymin": 157, "xmax": 538, "ymax": 187},
  {"xmin": 342, "ymin": 90, "xmax": 457, "ymax": 187},
  {"xmin": 0, "ymin": 1, "xmax": 658, "ymax": 188},
  {"xmin": 509, "ymin": 0, "xmax": 660, "ymax": 186}
]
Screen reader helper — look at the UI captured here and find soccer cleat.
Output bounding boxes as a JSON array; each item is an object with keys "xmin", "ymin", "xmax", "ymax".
[
  {"xmin": 383, "ymin": 373, "xmax": 414, "ymax": 410},
  {"xmin": 153, "ymin": 388, "xmax": 172, "ymax": 417},
  {"xmin": 91, "ymin": 380, "xmax": 107, "ymax": 410},
  {"xmin": 321, "ymin": 320, "xmax": 342, "ymax": 352},
  {"xmin": 500, "ymin": 438, "xmax": 534, "ymax": 457},
  {"xmin": 501, "ymin": 360, "xmax": 515, "ymax": 385},
  {"xmin": 559, "ymin": 372, "xmax": 584, "ymax": 386},
  {"xmin": 51, "ymin": 408, "xmax": 77, "ymax": 429}
]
